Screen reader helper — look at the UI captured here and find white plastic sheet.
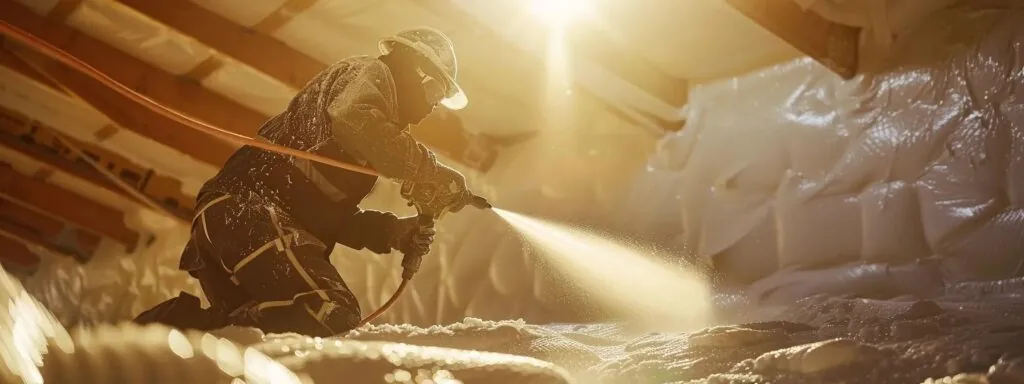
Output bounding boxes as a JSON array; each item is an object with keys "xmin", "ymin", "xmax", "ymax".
[{"xmin": 637, "ymin": 3, "xmax": 1024, "ymax": 287}]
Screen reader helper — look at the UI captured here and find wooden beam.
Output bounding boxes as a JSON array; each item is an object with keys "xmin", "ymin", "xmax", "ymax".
[
  {"xmin": 251, "ymin": 0, "xmax": 319, "ymax": 34},
  {"xmin": 0, "ymin": 163, "xmax": 139, "ymax": 250},
  {"xmin": 0, "ymin": 104, "xmax": 195, "ymax": 222},
  {"xmin": 0, "ymin": 234, "xmax": 40, "ymax": 269},
  {"xmin": 0, "ymin": 131, "xmax": 192, "ymax": 223},
  {"xmin": 0, "ymin": 0, "xmax": 257, "ymax": 153},
  {"xmin": 114, "ymin": 0, "xmax": 504, "ymax": 172},
  {"xmin": 1, "ymin": 46, "xmax": 238, "ymax": 167},
  {"xmin": 0, "ymin": 212, "xmax": 88, "ymax": 262},
  {"xmin": 565, "ymin": 26, "xmax": 689, "ymax": 107},
  {"xmin": 725, "ymin": 0, "xmax": 859, "ymax": 79},
  {"xmin": 114, "ymin": 0, "xmax": 323, "ymax": 89},
  {"xmin": 0, "ymin": 198, "xmax": 101, "ymax": 252}
]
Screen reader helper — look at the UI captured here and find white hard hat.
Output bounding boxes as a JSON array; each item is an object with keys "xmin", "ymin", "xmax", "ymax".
[{"xmin": 379, "ymin": 26, "xmax": 468, "ymax": 110}]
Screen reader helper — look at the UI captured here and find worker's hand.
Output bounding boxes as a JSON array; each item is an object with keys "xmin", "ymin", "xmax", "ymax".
[
  {"xmin": 391, "ymin": 216, "xmax": 436, "ymax": 256},
  {"xmin": 433, "ymin": 163, "xmax": 471, "ymax": 213}
]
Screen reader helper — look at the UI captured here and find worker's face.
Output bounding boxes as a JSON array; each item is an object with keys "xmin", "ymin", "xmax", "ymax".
[{"xmin": 395, "ymin": 60, "xmax": 446, "ymax": 126}]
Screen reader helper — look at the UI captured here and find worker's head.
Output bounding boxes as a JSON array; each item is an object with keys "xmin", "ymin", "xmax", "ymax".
[{"xmin": 379, "ymin": 27, "xmax": 467, "ymax": 125}]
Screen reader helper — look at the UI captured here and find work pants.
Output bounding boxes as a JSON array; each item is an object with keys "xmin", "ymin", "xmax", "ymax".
[{"xmin": 135, "ymin": 193, "xmax": 362, "ymax": 337}]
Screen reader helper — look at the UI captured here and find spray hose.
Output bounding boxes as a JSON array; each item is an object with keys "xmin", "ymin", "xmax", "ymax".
[
  {"xmin": 2, "ymin": 21, "xmax": 501, "ymax": 328},
  {"xmin": 0, "ymin": 21, "xmax": 452, "ymax": 327},
  {"xmin": 0, "ymin": 21, "xmax": 381, "ymax": 178}
]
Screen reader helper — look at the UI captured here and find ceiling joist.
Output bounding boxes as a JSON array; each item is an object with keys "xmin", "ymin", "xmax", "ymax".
[
  {"xmin": 114, "ymin": 0, "xmax": 323, "ymax": 90},
  {"xmin": 0, "ymin": 103, "xmax": 195, "ymax": 222},
  {"xmin": 0, "ymin": 163, "xmax": 140, "ymax": 251},
  {"xmin": 0, "ymin": 204, "xmax": 89, "ymax": 263},
  {"xmin": 0, "ymin": 197, "xmax": 100, "ymax": 253},
  {"xmin": 1, "ymin": 0, "xmax": 253, "ymax": 162},
  {"xmin": 114, "ymin": 0, "xmax": 505, "ymax": 172},
  {"xmin": 0, "ymin": 129, "xmax": 192, "ymax": 223},
  {"xmin": 0, "ymin": 233, "xmax": 42, "ymax": 271},
  {"xmin": 1, "ymin": 44, "xmax": 239, "ymax": 167},
  {"xmin": 724, "ymin": 0, "xmax": 859, "ymax": 79}
]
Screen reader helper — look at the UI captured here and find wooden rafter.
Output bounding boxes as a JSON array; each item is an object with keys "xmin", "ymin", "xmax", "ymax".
[
  {"xmin": 0, "ymin": 130, "xmax": 192, "ymax": 223},
  {"xmin": 0, "ymin": 234, "xmax": 42, "ymax": 270},
  {"xmin": 114, "ymin": 0, "xmax": 507, "ymax": 172},
  {"xmin": 1, "ymin": 0, "xmax": 249, "ymax": 165},
  {"xmin": 114, "ymin": 0, "xmax": 323, "ymax": 90},
  {"xmin": 724, "ymin": 0, "xmax": 859, "ymax": 78},
  {"xmin": 0, "ymin": 163, "xmax": 140, "ymax": 251},
  {"xmin": 2, "ymin": 45, "xmax": 239, "ymax": 167},
  {"xmin": 0, "ymin": 211, "xmax": 88, "ymax": 263},
  {"xmin": 0, "ymin": 102, "xmax": 195, "ymax": 222},
  {"xmin": 0, "ymin": 198, "xmax": 100, "ymax": 253},
  {"xmin": 0, "ymin": 0, "xmax": 266, "ymax": 136}
]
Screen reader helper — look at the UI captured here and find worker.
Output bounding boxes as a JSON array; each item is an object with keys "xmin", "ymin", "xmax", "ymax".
[{"xmin": 134, "ymin": 26, "xmax": 477, "ymax": 336}]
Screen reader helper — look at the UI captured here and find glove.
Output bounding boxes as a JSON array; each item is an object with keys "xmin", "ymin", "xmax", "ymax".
[
  {"xmin": 432, "ymin": 163, "xmax": 471, "ymax": 213},
  {"xmin": 390, "ymin": 216, "xmax": 436, "ymax": 256}
]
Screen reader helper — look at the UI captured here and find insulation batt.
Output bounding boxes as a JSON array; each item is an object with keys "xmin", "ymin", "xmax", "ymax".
[{"xmin": 625, "ymin": 4, "xmax": 1024, "ymax": 293}]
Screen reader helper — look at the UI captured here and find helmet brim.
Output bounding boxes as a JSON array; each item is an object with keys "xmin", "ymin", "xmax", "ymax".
[{"xmin": 379, "ymin": 38, "xmax": 468, "ymax": 111}]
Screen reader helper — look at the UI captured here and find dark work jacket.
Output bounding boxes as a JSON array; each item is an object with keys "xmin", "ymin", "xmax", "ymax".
[{"xmin": 190, "ymin": 57, "xmax": 431, "ymax": 264}]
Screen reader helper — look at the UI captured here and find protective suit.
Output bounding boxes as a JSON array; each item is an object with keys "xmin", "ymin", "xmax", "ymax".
[{"xmin": 135, "ymin": 27, "xmax": 472, "ymax": 336}]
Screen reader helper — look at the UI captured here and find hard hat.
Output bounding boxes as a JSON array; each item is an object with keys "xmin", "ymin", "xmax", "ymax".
[{"xmin": 379, "ymin": 26, "xmax": 468, "ymax": 110}]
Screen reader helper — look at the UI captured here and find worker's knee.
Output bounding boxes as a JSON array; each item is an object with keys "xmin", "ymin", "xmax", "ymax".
[
  {"xmin": 309, "ymin": 291, "xmax": 363, "ymax": 335},
  {"xmin": 251, "ymin": 289, "xmax": 362, "ymax": 336}
]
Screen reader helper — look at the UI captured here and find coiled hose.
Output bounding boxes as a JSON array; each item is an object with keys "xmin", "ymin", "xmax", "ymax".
[{"xmin": 0, "ymin": 21, "xmax": 408, "ymax": 327}]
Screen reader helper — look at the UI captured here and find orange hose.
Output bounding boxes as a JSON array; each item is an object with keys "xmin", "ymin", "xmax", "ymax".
[
  {"xmin": 0, "ymin": 21, "xmax": 381, "ymax": 178},
  {"xmin": 0, "ymin": 21, "xmax": 413, "ymax": 327},
  {"xmin": 357, "ymin": 278, "xmax": 410, "ymax": 327}
]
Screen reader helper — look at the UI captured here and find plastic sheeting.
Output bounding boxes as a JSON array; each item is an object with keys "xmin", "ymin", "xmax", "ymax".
[{"xmin": 626, "ymin": 4, "xmax": 1024, "ymax": 288}]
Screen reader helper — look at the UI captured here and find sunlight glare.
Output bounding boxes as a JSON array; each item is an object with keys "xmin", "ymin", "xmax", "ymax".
[{"xmin": 529, "ymin": 0, "xmax": 588, "ymax": 28}]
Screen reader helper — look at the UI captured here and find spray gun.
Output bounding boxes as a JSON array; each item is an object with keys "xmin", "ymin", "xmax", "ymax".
[
  {"xmin": 396, "ymin": 180, "xmax": 492, "ymax": 279},
  {"xmin": 357, "ymin": 180, "xmax": 492, "ymax": 326}
]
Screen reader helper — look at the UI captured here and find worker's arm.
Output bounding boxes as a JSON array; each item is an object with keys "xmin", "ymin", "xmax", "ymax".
[
  {"xmin": 326, "ymin": 62, "xmax": 441, "ymax": 183},
  {"xmin": 334, "ymin": 207, "xmax": 434, "ymax": 256},
  {"xmin": 334, "ymin": 205, "xmax": 399, "ymax": 254}
]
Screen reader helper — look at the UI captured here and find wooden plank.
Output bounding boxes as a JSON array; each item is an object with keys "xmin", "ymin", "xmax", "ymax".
[
  {"xmin": 0, "ymin": 199, "xmax": 101, "ymax": 252},
  {"xmin": 0, "ymin": 132, "xmax": 192, "ymax": 222},
  {"xmin": 0, "ymin": 164, "xmax": 139, "ymax": 250},
  {"xmin": 115, "ymin": 0, "xmax": 323, "ymax": 89},
  {"xmin": 115, "ymin": 0, "xmax": 505, "ymax": 172},
  {"xmin": 3, "ymin": 46, "xmax": 239, "ymax": 167},
  {"xmin": 0, "ymin": 105, "xmax": 196, "ymax": 220},
  {"xmin": 0, "ymin": 214, "xmax": 87, "ymax": 262},
  {"xmin": 1, "ymin": 0, "xmax": 257, "ymax": 161},
  {"xmin": 0, "ymin": 234, "xmax": 40, "ymax": 269},
  {"xmin": 725, "ymin": 0, "xmax": 859, "ymax": 78}
]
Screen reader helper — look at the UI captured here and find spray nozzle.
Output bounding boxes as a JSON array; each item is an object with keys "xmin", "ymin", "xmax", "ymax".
[{"xmin": 469, "ymin": 194, "xmax": 492, "ymax": 210}]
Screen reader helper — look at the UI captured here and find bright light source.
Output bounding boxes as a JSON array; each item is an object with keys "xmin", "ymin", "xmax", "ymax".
[{"xmin": 529, "ymin": 0, "xmax": 588, "ymax": 27}]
